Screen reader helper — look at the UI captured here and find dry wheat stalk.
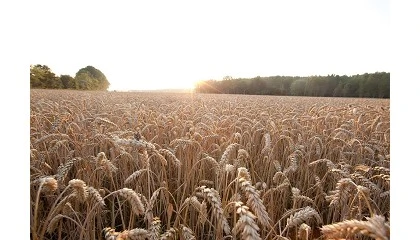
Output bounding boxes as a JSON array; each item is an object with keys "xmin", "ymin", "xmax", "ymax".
[
  {"xmin": 148, "ymin": 217, "xmax": 161, "ymax": 240},
  {"xmin": 117, "ymin": 188, "xmax": 145, "ymax": 216},
  {"xmin": 261, "ymin": 133, "xmax": 272, "ymax": 156},
  {"xmin": 160, "ymin": 227, "xmax": 177, "ymax": 240},
  {"xmin": 125, "ymin": 169, "xmax": 148, "ymax": 185},
  {"xmin": 351, "ymin": 172, "xmax": 381, "ymax": 195},
  {"xmin": 185, "ymin": 196, "xmax": 208, "ymax": 225},
  {"xmin": 113, "ymin": 136, "xmax": 156, "ymax": 152},
  {"xmin": 103, "ymin": 227, "xmax": 149, "ymax": 240},
  {"xmin": 96, "ymin": 152, "xmax": 118, "ymax": 176},
  {"xmin": 309, "ymin": 158, "xmax": 336, "ymax": 170},
  {"xmin": 48, "ymin": 193, "xmax": 77, "ymax": 223},
  {"xmin": 232, "ymin": 201, "xmax": 262, "ymax": 240},
  {"xmin": 283, "ymin": 206, "xmax": 322, "ymax": 234},
  {"xmin": 237, "ymin": 167, "xmax": 271, "ymax": 227},
  {"xmin": 321, "ymin": 214, "xmax": 389, "ymax": 240},
  {"xmin": 233, "ymin": 132, "xmax": 242, "ymax": 143},
  {"xmin": 127, "ymin": 228, "xmax": 149, "ymax": 240},
  {"xmin": 151, "ymin": 150, "xmax": 168, "ymax": 167},
  {"xmin": 298, "ymin": 223, "xmax": 311, "ymax": 240},
  {"xmin": 33, "ymin": 176, "xmax": 58, "ymax": 193},
  {"xmin": 326, "ymin": 178, "xmax": 356, "ymax": 207},
  {"xmin": 94, "ymin": 117, "xmax": 118, "ymax": 128},
  {"xmin": 220, "ymin": 143, "xmax": 240, "ymax": 167},
  {"xmin": 181, "ymin": 224, "xmax": 196, "ymax": 240},
  {"xmin": 202, "ymin": 155, "xmax": 219, "ymax": 173},
  {"xmin": 35, "ymin": 133, "xmax": 71, "ymax": 145},
  {"xmin": 148, "ymin": 188, "xmax": 163, "ymax": 212},
  {"xmin": 158, "ymin": 148, "xmax": 181, "ymax": 168},
  {"xmin": 56, "ymin": 157, "xmax": 80, "ymax": 183},
  {"xmin": 273, "ymin": 170, "xmax": 287, "ymax": 185},
  {"xmin": 86, "ymin": 186, "xmax": 105, "ymax": 207},
  {"xmin": 195, "ymin": 186, "xmax": 231, "ymax": 235},
  {"xmin": 68, "ymin": 179, "xmax": 88, "ymax": 202},
  {"xmin": 47, "ymin": 214, "xmax": 65, "ymax": 234},
  {"xmin": 284, "ymin": 152, "xmax": 299, "ymax": 175},
  {"xmin": 354, "ymin": 164, "xmax": 371, "ymax": 173},
  {"xmin": 198, "ymin": 179, "xmax": 214, "ymax": 187},
  {"xmin": 225, "ymin": 163, "xmax": 236, "ymax": 174}
]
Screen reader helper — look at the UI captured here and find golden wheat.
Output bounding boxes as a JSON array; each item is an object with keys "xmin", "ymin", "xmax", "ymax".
[{"xmin": 30, "ymin": 90, "xmax": 389, "ymax": 240}]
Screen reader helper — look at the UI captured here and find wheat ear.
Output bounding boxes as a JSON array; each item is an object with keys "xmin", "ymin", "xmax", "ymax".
[
  {"xmin": 232, "ymin": 201, "xmax": 262, "ymax": 240},
  {"xmin": 282, "ymin": 206, "xmax": 322, "ymax": 235},
  {"xmin": 117, "ymin": 188, "xmax": 145, "ymax": 216},
  {"xmin": 160, "ymin": 227, "xmax": 177, "ymax": 240},
  {"xmin": 181, "ymin": 224, "xmax": 196, "ymax": 240},
  {"xmin": 321, "ymin": 214, "xmax": 389, "ymax": 240},
  {"xmin": 148, "ymin": 217, "xmax": 161, "ymax": 240},
  {"xmin": 196, "ymin": 186, "xmax": 231, "ymax": 235},
  {"xmin": 237, "ymin": 167, "xmax": 271, "ymax": 227},
  {"xmin": 298, "ymin": 223, "xmax": 311, "ymax": 240},
  {"xmin": 68, "ymin": 179, "xmax": 88, "ymax": 202}
]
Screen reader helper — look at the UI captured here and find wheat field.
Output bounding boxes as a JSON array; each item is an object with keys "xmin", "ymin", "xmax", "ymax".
[{"xmin": 30, "ymin": 89, "xmax": 390, "ymax": 240}]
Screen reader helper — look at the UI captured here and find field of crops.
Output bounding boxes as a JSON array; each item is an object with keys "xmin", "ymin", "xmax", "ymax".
[{"xmin": 30, "ymin": 89, "xmax": 390, "ymax": 240}]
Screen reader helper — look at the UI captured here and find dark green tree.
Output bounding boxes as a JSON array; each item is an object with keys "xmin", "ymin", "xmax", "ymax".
[
  {"xmin": 377, "ymin": 72, "xmax": 390, "ymax": 98},
  {"xmin": 290, "ymin": 78, "xmax": 307, "ymax": 96},
  {"xmin": 30, "ymin": 64, "xmax": 61, "ymax": 89},
  {"xmin": 59, "ymin": 75, "xmax": 75, "ymax": 89},
  {"xmin": 249, "ymin": 76, "xmax": 267, "ymax": 95},
  {"xmin": 75, "ymin": 66, "xmax": 110, "ymax": 90},
  {"xmin": 194, "ymin": 73, "xmax": 389, "ymax": 98}
]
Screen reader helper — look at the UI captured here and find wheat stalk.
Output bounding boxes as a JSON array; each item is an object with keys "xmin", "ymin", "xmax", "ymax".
[
  {"xmin": 298, "ymin": 223, "xmax": 311, "ymax": 240},
  {"xmin": 117, "ymin": 188, "xmax": 145, "ymax": 216},
  {"xmin": 326, "ymin": 178, "xmax": 356, "ymax": 207},
  {"xmin": 148, "ymin": 217, "xmax": 161, "ymax": 240},
  {"xmin": 86, "ymin": 186, "xmax": 105, "ymax": 207},
  {"xmin": 125, "ymin": 169, "xmax": 148, "ymax": 185},
  {"xmin": 181, "ymin": 224, "xmax": 196, "ymax": 240},
  {"xmin": 232, "ymin": 201, "xmax": 262, "ymax": 240},
  {"xmin": 321, "ymin": 214, "xmax": 389, "ymax": 240},
  {"xmin": 196, "ymin": 186, "xmax": 231, "ymax": 235},
  {"xmin": 237, "ymin": 167, "xmax": 271, "ymax": 227},
  {"xmin": 282, "ymin": 206, "xmax": 322, "ymax": 235},
  {"xmin": 68, "ymin": 179, "xmax": 88, "ymax": 202},
  {"xmin": 160, "ymin": 227, "xmax": 177, "ymax": 240}
]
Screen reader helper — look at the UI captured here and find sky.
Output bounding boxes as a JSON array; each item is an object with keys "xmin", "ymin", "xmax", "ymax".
[{"xmin": 27, "ymin": 0, "xmax": 390, "ymax": 91}]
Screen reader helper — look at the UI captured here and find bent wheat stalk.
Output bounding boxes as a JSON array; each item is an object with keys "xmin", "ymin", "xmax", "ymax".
[{"xmin": 321, "ymin": 214, "xmax": 389, "ymax": 240}]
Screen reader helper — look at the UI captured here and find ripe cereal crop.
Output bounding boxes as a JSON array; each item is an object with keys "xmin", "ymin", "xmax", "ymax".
[{"xmin": 30, "ymin": 89, "xmax": 390, "ymax": 240}]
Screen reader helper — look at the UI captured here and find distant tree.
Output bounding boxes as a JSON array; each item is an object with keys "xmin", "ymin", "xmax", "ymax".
[
  {"xmin": 235, "ymin": 79, "xmax": 249, "ymax": 94},
  {"xmin": 304, "ymin": 76, "xmax": 318, "ymax": 96},
  {"xmin": 194, "ymin": 73, "xmax": 389, "ymax": 98},
  {"xmin": 325, "ymin": 74, "xmax": 340, "ymax": 97},
  {"xmin": 356, "ymin": 73, "xmax": 368, "ymax": 97},
  {"xmin": 343, "ymin": 76, "xmax": 360, "ymax": 97},
  {"xmin": 377, "ymin": 72, "xmax": 390, "ymax": 98},
  {"xmin": 60, "ymin": 75, "xmax": 75, "ymax": 89},
  {"xmin": 30, "ymin": 64, "xmax": 61, "ymax": 89},
  {"xmin": 333, "ymin": 75, "xmax": 350, "ymax": 97},
  {"xmin": 75, "ymin": 72, "xmax": 94, "ymax": 90},
  {"xmin": 249, "ymin": 76, "xmax": 267, "ymax": 94},
  {"xmin": 290, "ymin": 78, "xmax": 307, "ymax": 96},
  {"xmin": 75, "ymin": 66, "xmax": 110, "ymax": 90}
]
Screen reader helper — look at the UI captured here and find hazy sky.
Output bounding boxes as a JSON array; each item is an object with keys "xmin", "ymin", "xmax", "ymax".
[{"xmin": 28, "ymin": 0, "xmax": 389, "ymax": 90}]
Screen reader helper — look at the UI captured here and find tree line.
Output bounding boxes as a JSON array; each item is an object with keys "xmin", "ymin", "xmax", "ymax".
[
  {"xmin": 30, "ymin": 64, "xmax": 110, "ymax": 91},
  {"xmin": 195, "ymin": 72, "xmax": 390, "ymax": 98}
]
